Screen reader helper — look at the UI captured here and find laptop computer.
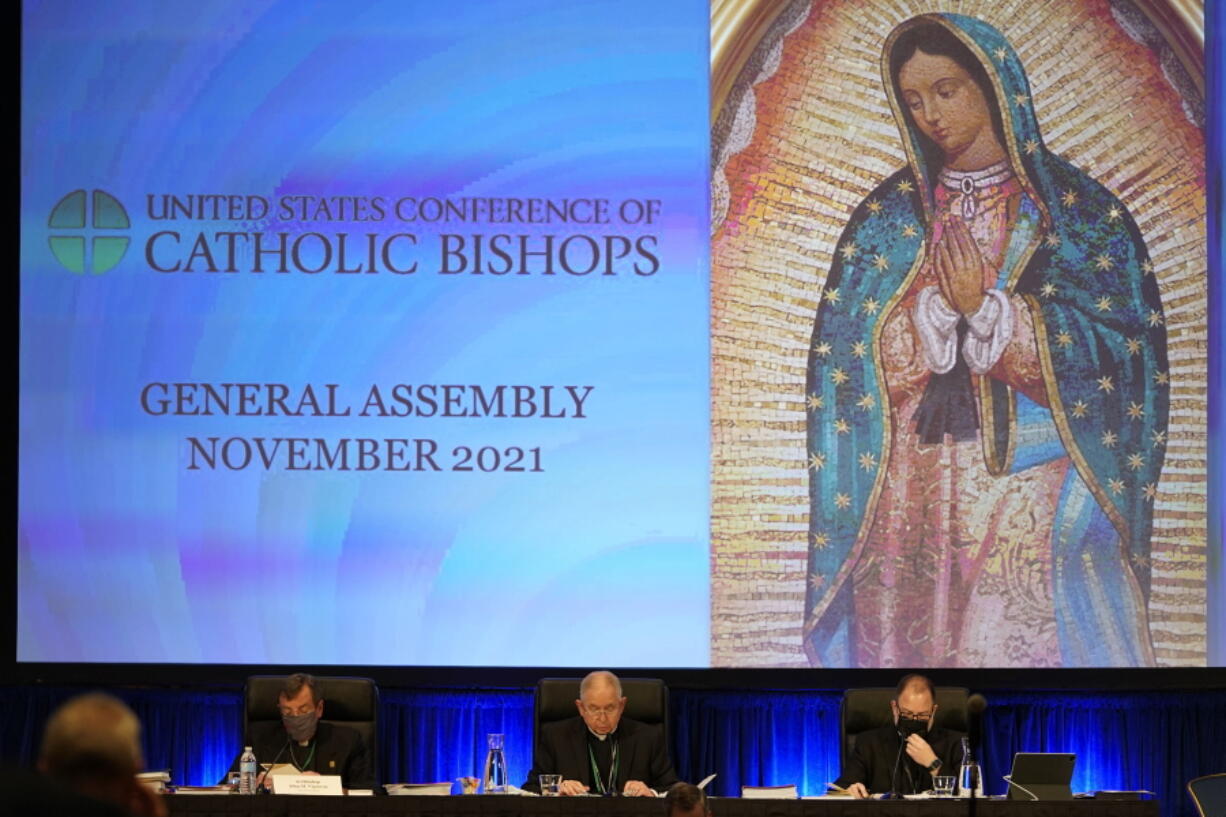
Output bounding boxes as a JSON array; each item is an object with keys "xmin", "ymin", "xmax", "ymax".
[{"xmin": 1006, "ymin": 753, "xmax": 1076, "ymax": 800}]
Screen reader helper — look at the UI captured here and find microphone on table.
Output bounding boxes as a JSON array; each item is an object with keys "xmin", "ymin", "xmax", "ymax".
[
  {"xmin": 885, "ymin": 724, "xmax": 908, "ymax": 799},
  {"xmin": 967, "ymin": 694, "xmax": 988, "ymax": 756},
  {"xmin": 887, "ymin": 736, "xmax": 907, "ymax": 799},
  {"xmin": 267, "ymin": 740, "xmax": 289, "ymax": 768},
  {"xmin": 255, "ymin": 740, "xmax": 290, "ymax": 793}
]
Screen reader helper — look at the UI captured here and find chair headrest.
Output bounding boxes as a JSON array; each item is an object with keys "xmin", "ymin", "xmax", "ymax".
[
  {"xmin": 537, "ymin": 678, "xmax": 667, "ymax": 726},
  {"xmin": 246, "ymin": 676, "xmax": 378, "ymax": 722},
  {"xmin": 843, "ymin": 687, "xmax": 971, "ymax": 734}
]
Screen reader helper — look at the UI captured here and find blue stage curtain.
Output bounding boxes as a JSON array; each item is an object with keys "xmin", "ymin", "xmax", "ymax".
[
  {"xmin": 0, "ymin": 685, "xmax": 535, "ymax": 791},
  {"xmin": 0, "ymin": 685, "xmax": 242, "ymax": 786},
  {"xmin": 379, "ymin": 688, "xmax": 533, "ymax": 790},
  {"xmin": 671, "ymin": 689, "xmax": 1226, "ymax": 817},
  {"xmin": 670, "ymin": 689, "xmax": 842, "ymax": 797},
  {"xmin": 2, "ymin": 685, "xmax": 1223, "ymax": 817},
  {"xmin": 980, "ymin": 691, "xmax": 1226, "ymax": 817}
]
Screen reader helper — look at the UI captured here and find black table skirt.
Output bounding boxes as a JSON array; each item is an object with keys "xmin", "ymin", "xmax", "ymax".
[{"xmin": 164, "ymin": 794, "xmax": 1161, "ymax": 817}]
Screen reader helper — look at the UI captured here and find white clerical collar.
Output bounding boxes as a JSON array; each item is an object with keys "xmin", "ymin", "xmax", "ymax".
[{"xmin": 587, "ymin": 726, "xmax": 618, "ymax": 741}]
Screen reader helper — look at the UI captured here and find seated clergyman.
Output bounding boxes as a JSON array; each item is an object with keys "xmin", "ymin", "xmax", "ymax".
[
  {"xmin": 523, "ymin": 671, "xmax": 679, "ymax": 796},
  {"xmin": 225, "ymin": 673, "xmax": 373, "ymax": 791},
  {"xmin": 834, "ymin": 674, "xmax": 964, "ymax": 798}
]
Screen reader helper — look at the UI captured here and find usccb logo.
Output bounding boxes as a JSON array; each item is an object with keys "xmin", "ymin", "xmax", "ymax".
[{"xmin": 48, "ymin": 189, "xmax": 131, "ymax": 274}]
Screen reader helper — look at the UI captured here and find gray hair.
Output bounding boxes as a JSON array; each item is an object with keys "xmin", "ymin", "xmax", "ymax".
[
  {"xmin": 579, "ymin": 670, "xmax": 623, "ymax": 699},
  {"xmin": 40, "ymin": 692, "xmax": 144, "ymax": 783}
]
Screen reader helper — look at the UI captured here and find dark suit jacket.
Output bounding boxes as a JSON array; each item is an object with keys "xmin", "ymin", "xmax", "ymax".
[
  {"xmin": 0, "ymin": 766, "xmax": 131, "ymax": 817},
  {"xmin": 523, "ymin": 716, "xmax": 678, "ymax": 793},
  {"xmin": 834, "ymin": 725, "xmax": 964, "ymax": 794},
  {"xmin": 225, "ymin": 720, "xmax": 374, "ymax": 790}
]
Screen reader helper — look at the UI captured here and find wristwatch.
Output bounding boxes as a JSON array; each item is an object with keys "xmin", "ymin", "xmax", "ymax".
[{"xmin": 927, "ymin": 758, "xmax": 942, "ymax": 773}]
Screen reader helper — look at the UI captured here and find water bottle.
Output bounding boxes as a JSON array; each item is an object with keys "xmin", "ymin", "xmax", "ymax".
[
  {"xmin": 483, "ymin": 733, "xmax": 508, "ymax": 794},
  {"xmin": 957, "ymin": 736, "xmax": 983, "ymax": 798},
  {"xmin": 239, "ymin": 746, "xmax": 257, "ymax": 794}
]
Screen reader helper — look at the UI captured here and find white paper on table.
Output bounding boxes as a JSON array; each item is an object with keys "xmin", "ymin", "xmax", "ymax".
[
  {"xmin": 269, "ymin": 774, "xmax": 344, "ymax": 796},
  {"xmin": 654, "ymin": 774, "xmax": 717, "ymax": 798},
  {"xmin": 263, "ymin": 763, "xmax": 299, "ymax": 776}
]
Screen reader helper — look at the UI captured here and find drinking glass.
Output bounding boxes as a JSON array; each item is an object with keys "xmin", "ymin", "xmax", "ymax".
[{"xmin": 539, "ymin": 774, "xmax": 563, "ymax": 796}]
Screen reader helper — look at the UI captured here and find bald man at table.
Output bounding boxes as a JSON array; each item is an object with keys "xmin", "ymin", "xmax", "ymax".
[{"xmin": 834, "ymin": 674, "xmax": 964, "ymax": 798}]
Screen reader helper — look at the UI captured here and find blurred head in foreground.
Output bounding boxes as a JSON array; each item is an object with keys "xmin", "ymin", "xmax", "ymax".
[
  {"xmin": 666, "ymin": 782, "xmax": 711, "ymax": 817},
  {"xmin": 40, "ymin": 692, "xmax": 165, "ymax": 817}
]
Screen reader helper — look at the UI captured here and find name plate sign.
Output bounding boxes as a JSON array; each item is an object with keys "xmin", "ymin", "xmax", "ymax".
[{"xmin": 270, "ymin": 775, "xmax": 344, "ymax": 796}]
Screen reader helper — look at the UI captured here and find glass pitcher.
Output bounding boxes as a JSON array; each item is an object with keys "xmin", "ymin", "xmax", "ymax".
[
  {"xmin": 483, "ymin": 733, "xmax": 508, "ymax": 794},
  {"xmin": 957, "ymin": 735, "xmax": 984, "ymax": 798}
]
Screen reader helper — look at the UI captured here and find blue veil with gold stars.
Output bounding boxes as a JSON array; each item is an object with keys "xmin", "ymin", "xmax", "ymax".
[{"xmin": 802, "ymin": 13, "xmax": 1168, "ymax": 667}]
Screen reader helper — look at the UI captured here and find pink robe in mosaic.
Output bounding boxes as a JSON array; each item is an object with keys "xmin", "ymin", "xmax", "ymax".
[{"xmin": 851, "ymin": 173, "xmax": 1069, "ymax": 667}]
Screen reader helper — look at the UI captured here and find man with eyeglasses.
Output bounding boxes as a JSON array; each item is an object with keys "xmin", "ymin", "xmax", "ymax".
[
  {"xmin": 224, "ymin": 673, "xmax": 373, "ymax": 791},
  {"xmin": 833, "ymin": 674, "xmax": 964, "ymax": 798},
  {"xmin": 523, "ymin": 671, "xmax": 678, "ymax": 796}
]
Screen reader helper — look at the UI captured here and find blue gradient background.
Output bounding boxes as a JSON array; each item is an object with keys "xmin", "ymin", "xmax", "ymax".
[{"xmin": 19, "ymin": 0, "xmax": 710, "ymax": 665}]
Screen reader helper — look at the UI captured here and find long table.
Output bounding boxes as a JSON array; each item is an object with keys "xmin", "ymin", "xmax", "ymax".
[{"xmin": 164, "ymin": 794, "xmax": 1162, "ymax": 817}]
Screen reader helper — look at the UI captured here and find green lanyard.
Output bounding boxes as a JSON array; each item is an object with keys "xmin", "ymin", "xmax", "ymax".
[
  {"xmin": 587, "ymin": 739, "xmax": 619, "ymax": 795},
  {"xmin": 288, "ymin": 740, "xmax": 316, "ymax": 773}
]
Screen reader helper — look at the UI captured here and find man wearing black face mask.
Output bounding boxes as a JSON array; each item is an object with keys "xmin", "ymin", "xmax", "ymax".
[
  {"xmin": 224, "ymin": 674, "xmax": 373, "ymax": 791},
  {"xmin": 833, "ymin": 674, "xmax": 963, "ymax": 798}
]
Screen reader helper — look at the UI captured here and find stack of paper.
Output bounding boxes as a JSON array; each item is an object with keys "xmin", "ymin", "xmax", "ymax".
[
  {"xmin": 741, "ymin": 784, "xmax": 798, "ymax": 799},
  {"xmin": 172, "ymin": 785, "xmax": 233, "ymax": 795},
  {"xmin": 386, "ymin": 782, "xmax": 453, "ymax": 796},
  {"xmin": 137, "ymin": 771, "xmax": 171, "ymax": 793}
]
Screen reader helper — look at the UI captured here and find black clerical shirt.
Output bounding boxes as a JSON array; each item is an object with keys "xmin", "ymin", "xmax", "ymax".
[
  {"xmin": 522, "ymin": 716, "xmax": 678, "ymax": 793},
  {"xmin": 834, "ymin": 725, "xmax": 964, "ymax": 795},
  {"xmin": 223, "ymin": 721, "xmax": 374, "ymax": 790},
  {"xmin": 586, "ymin": 729, "xmax": 617, "ymax": 794}
]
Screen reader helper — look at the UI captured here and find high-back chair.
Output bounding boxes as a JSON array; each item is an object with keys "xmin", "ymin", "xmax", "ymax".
[
  {"xmin": 243, "ymin": 675, "xmax": 379, "ymax": 785},
  {"xmin": 840, "ymin": 686, "xmax": 970, "ymax": 769},
  {"xmin": 534, "ymin": 677, "xmax": 668, "ymax": 750}
]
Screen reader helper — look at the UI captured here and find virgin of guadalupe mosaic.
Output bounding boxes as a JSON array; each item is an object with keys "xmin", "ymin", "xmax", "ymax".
[
  {"xmin": 709, "ymin": 1, "xmax": 1206, "ymax": 669},
  {"xmin": 803, "ymin": 13, "xmax": 1168, "ymax": 668}
]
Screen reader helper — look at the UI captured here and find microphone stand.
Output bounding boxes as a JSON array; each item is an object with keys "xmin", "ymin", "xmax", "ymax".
[
  {"xmin": 260, "ymin": 740, "xmax": 290, "ymax": 793},
  {"xmin": 965, "ymin": 694, "xmax": 988, "ymax": 817},
  {"xmin": 968, "ymin": 765, "xmax": 978, "ymax": 817},
  {"xmin": 887, "ymin": 731, "xmax": 906, "ymax": 799}
]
